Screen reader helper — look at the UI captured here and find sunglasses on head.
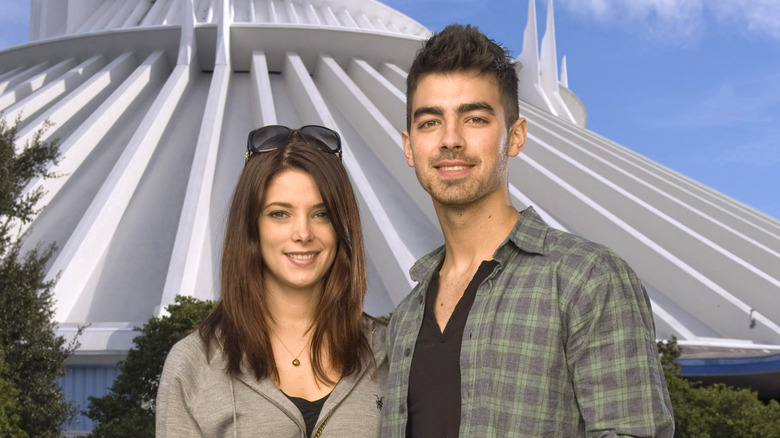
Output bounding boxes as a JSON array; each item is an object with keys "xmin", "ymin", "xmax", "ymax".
[{"xmin": 245, "ymin": 125, "xmax": 342, "ymax": 164}]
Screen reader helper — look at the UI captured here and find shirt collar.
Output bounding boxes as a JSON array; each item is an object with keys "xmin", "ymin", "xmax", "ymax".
[{"xmin": 409, "ymin": 206, "xmax": 549, "ymax": 282}]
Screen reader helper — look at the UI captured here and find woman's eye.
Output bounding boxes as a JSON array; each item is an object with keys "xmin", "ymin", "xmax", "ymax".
[
  {"xmin": 268, "ymin": 211, "xmax": 287, "ymax": 219},
  {"xmin": 314, "ymin": 211, "xmax": 330, "ymax": 220}
]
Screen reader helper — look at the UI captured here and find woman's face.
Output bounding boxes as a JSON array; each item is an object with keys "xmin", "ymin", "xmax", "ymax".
[{"xmin": 258, "ymin": 169, "xmax": 338, "ymax": 295}]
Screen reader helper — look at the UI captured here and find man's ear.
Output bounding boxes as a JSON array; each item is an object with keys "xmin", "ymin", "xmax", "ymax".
[
  {"xmin": 402, "ymin": 130, "xmax": 415, "ymax": 167},
  {"xmin": 507, "ymin": 118, "xmax": 527, "ymax": 157}
]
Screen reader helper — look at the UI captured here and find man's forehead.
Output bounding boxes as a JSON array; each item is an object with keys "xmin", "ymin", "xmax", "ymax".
[{"xmin": 411, "ymin": 71, "xmax": 502, "ymax": 109}]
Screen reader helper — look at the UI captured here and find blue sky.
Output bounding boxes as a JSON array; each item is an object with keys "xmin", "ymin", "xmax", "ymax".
[{"xmin": 1, "ymin": 0, "xmax": 779, "ymax": 220}]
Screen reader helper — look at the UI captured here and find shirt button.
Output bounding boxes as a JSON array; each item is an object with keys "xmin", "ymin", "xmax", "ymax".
[
  {"xmin": 418, "ymin": 295, "xmax": 423, "ymax": 305},
  {"xmin": 399, "ymin": 404, "xmax": 406, "ymax": 414},
  {"xmin": 404, "ymin": 347, "xmax": 411, "ymax": 357}
]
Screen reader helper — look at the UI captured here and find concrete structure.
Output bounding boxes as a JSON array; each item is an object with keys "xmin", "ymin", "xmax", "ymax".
[{"xmin": 1, "ymin": 0, "xmax": 779, "ymax": 431}]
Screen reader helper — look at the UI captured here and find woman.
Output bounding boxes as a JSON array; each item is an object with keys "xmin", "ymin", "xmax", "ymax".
[{"xmin": 156, "ymin": 125, "xmax": 387, "ymax": 437}]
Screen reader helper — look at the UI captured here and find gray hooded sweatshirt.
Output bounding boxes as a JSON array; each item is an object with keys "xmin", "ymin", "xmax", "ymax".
[{"xmin": 156, "ymin": 317, "xmax": 388, "ymax": 437}]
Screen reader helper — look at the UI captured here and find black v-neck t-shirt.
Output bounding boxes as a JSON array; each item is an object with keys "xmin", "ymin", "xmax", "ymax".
[
  {"xmin": 285, "ymin": 392, "xmax": 330, "ymax": 438},
  {"xmin": 406, "ymin": 260, "xmax": 499, "ymax": 438}
]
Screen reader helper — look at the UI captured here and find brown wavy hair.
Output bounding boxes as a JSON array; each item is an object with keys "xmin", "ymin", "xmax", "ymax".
[
  {"xmin": 406, "ymin": 24, "xmax": 519, "ymax": 131},
  {"xmin": 199, "ymin": 135, "xmax": 371, "ymax": 384}
]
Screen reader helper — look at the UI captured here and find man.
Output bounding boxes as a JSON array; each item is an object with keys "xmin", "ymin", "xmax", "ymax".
[{"xmin": 382, "ymin": 24, "xmax": 674, "ymax": 437}]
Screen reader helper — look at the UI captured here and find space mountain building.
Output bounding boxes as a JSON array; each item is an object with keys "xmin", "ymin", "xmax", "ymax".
[{"xmin": 1, "ymin": 0, "xmax": 779, "ymax": 432}]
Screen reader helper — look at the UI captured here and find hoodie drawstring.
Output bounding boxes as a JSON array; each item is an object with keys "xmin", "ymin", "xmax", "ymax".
[{"xmin": 229, "ymin": 376, "xmax": 237, "ymax": 438}]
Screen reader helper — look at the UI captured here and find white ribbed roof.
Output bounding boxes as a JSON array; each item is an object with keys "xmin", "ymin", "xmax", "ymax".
[{"xmin": 2, "ymin": 0, "xmax": 779, "ymax": 360}]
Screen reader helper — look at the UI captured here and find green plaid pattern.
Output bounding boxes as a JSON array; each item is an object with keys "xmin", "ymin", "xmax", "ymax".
[{"xmin": 382, "ymin": 207, "xmax": 674, "ymax": 437}]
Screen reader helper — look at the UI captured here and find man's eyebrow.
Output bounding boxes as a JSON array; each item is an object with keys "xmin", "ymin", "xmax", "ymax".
[
  {"xmin": 458, "ymin": 101, "xmax": 495, "ymax": 114},
  {"xmin": 412, "ymin": 106, "xmax": 444, "ymax": 121}
]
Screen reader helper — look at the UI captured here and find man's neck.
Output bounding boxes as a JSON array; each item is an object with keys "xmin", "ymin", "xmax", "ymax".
[{"xmin": 434, "ymin": 194, "xmax": 519, "ymax": 275}]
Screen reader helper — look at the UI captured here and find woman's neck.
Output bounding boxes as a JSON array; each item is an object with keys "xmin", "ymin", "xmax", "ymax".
[{"xmin": 266, "ymin": 286, "xmax": 320, "ymax": 331}]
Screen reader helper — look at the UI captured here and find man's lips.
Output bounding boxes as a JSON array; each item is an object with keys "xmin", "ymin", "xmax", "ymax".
[{"xmin": 435, "ymin": 161, "xmax": 474, "ymax": 176}]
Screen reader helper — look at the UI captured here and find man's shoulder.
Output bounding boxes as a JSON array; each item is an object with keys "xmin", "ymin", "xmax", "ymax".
[{"xmin": 542, "ymin": 227, "xmax": 627, "ymax": 266}]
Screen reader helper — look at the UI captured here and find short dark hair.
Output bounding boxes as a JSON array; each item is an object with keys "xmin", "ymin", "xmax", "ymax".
[{"xmin": 406, "ymin": 24, "xmax": 519, "ymax": 131}]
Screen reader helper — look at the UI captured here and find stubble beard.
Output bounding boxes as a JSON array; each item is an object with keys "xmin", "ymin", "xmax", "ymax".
[{"xmin": 421, "ymin": 149, "xmax": 508, "ymax": 208}]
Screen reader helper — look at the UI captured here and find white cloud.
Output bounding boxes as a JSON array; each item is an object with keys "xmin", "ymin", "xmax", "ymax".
[
  {"xmin": 709, "ymin": 0, "xmax": 780, "ymax": 39},
  {"xmin": 557, "ymin": 0, "xmax": 780, "ymax": 42}
]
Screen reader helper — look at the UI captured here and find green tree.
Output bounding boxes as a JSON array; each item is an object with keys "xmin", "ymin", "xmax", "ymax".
[
  {"xmin": 0, "ymin": 350, "xmax": 26, "ymax": 438},
  {"xmin": 658, "ymin": 337, "xmax": 780, "ymax": 437},
  {"xmin": 0, "ymin": 119, "xmax": 77, "ymax": 437},
  {"xmin": 86, "ymin": 295, "xmax": 215, "ymax": 437}
]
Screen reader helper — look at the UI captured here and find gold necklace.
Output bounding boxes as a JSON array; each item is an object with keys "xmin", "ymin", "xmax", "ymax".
[{"xmin": 275, "ymin": 332, "xmax": 310, "ymax": 366}]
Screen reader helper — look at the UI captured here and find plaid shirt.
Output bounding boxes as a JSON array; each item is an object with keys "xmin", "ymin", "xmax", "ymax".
[{"xmin": 382, "ymin": 207, "xmax": 674, "ymax": 437}]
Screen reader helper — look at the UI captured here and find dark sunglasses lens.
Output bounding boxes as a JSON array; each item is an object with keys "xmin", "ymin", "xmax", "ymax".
[
  {"xmin": 250, "ymin": 126, "xmax": 292, "ymax": 152},
  {"xmin": 299, "ymin": 126, "xmax": 340, "ymax": 153}
]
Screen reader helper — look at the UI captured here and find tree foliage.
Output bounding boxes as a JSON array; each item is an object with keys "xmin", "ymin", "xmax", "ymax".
[
  {"xmin": 658, "ymin": 337, "xmax": 780, "ymax": 437},
  {"xmin": 86, "ymin": 295, "xmax": 215, "ymax": 437},
  {"xmin": 0, "ymin": 350, "xmax": 26, "ymax": 438},
  {"xmin": 0, "ymin": 118, "xmax": 77, "ymax": 437}
]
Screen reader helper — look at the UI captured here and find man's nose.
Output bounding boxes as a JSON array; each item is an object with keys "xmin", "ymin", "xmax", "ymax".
[{"xmin": 440, "ymin": 122, "xmax": 464, "ymax": 150}]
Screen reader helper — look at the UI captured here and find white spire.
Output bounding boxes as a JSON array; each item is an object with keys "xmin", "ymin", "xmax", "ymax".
[
  {"xmin": 517, "ymin": 0, "xmax": 556, "ymax": 114},
  {"xmin": 560, "ymin": 55, "xmax": 568, "ymax": 88},
  {"xmin": 539, "ymin": 0, "xmax": 575, "ymax": 122}
]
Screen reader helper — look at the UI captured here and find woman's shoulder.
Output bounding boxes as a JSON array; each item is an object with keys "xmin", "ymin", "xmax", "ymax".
[{"xmin": 163, "ymin": 331, "xmax": 222, "ymax": 377}]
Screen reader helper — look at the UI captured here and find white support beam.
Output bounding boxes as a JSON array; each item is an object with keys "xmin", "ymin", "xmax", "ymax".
[
  {"xmin": 524, "ymin": 105, "xmax": 780, "ymax": 277},
  {"xmin": 17, "ymin": 51, "xmax": 170, "ymax": 239},
  {"xmin": 518, "ymin": 101, "xmax": 780, "ymax": 254},
  {"xmin": 650, "ymin": 298, "xmax": 698, "ymax": 341},
  {"xmin": 141, "ymin": 0, "xmax": 167, "ymax": 26},
  {"xmin": 321, "ymin": 5, "xmax": 340, "ymax": 26},
  {"xmin": 304, "ymin": 2, "xmax": 322, "ymax": 25},
  {"xmin": 0, "ymin": 66, "xmax": 26, "ymax": 85},
  {"xmin": 528, "ymin": 131, "xmax": 780, "ymax": 315},
  {"xmin": 121, "ymin": 1, "xmax": 153, "ymax": 29},
  {"xmin": 159, "ymin": 63, "xmax": 230, "ymax": 315},
  {"xmin": 105, "ymin": 1, "xmax": 138, "ymax": 30},
  {"xmin": 161, "ymin": 0, "xmax": 182, "ymax": 25},
  {"xmin": 73, "ymin": 0, "xmax": 112, "ymax": 34},
  {"xmin": 215, "ymin": 0, "xmax": 231, "ymax": 66},
  {"xmin": 48, "ymin": 62, "xmax": 194, "ymax": 322},
  {"xmin": 339, "ymin": 9, "xmax": 359, "ymax": 29},
  {"xmin": 15, "ymin": 53, "xmax": 136, "ymax": 151},
  {"xmin": 0, "ymin": 58, "xmax": 77, "ymax": 112},
  {"xmin": 378, "ymin": 62, "xmax": 406, "ymax": 93},
  {"xmin": 507, "ymin": 183, "xmax": 566, "ymax": 231},
  {"xmin": 91, "ymin": 1, "xmax": 125, "ymax": 33},
  {"xmin": 513, "ymin": 153, "xmax": 780, "ymax": 343},
  {"xmin": 347, "ymin": 58, "xmax": 405, "ymax": 130},
  {"xmin": 285, "ymin": 0, "xmax": 301, "ymax": 24},
  {"xmin": 268, "ymin": 0, "xmax": 279, "ymax": 24},
  {"xmin": 250, "ymin": 51, "xmax": 277, "ymax": 126},
  {"xmin": 178, "ymin": 0, "xmax": 197, "ymax": 66},
  {"xmin": 0, "ymin": 62, "xmax": 51, "ymax": 94},
  {"xmin": 4, "ymin": 55, "xmax": 106, "ymax": 131}
]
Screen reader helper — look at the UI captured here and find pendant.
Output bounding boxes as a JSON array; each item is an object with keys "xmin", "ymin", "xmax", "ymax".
[{"xmin": 292, "ymin": 358, "xmax": 300, "ymax": 366}]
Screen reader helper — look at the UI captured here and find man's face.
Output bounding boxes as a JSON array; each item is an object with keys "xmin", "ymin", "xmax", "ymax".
[{"xmin": 403, "ymin": 70, "xmax": 526, "ymax": 208}]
